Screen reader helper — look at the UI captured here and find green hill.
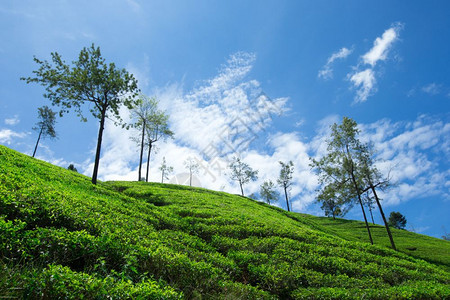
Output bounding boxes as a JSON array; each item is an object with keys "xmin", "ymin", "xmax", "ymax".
[{"xmin": 0, "ymin": 145, "xmax": 449, "ymax": 299}]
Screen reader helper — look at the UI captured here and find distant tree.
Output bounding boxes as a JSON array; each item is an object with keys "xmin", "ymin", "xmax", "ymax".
[
  {"xmin": 443, "ymin": 234, "xmax": 450, "ymax": 241},
  {"xmin": 143, "ymin": 104, "xmax": 173, "ymax": 182},
  {"xmin": 260, "ymin": 180, "xmax": 279, "ymax": 205},
  {"xmin": 388, "ymin": 212, "xmax": 407, "ymax": 230},
  {"xmin": 228, "ymin": 156, "xmax": 258, "ymax": 197},
  {"xmin": 277, "ymin": 161, "xmax": 294, "ymax": 212},
  {"xmin": 310, "ymin": 117, "xmax": 374, "ymax": 245},
  {"xmin": 131, "ymin": 95, "xmax": 173, "ymax": 182},
  {"xmin": 67, "ymin": 164, "xmax": 78, "ymax": 172},
  {"xmin": 32, "ymin": 106, "xmax": 57, "ymax": 158},
  {"xmin": 363, "ymin": 191, "xmax": 376, "ymax": 224},
  {"xmin": 316, "ymin": 183, "xmax": 351, "ymax": 219},
  {"xmin": 22, "ymin": 44, "xmax": 140, "ymax": 184},
  {"xmin": 184, "ymin": 157, "xmax": 200, "ymax": 187},
  {"xmin": 159, "ymin": 157, "xmax": 173, "ymax": 183}
]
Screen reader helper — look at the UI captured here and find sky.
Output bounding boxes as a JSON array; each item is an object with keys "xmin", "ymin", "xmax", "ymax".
[{"xmin": 0, "ymin": 1, "xmax": 449, "ymax": 239}]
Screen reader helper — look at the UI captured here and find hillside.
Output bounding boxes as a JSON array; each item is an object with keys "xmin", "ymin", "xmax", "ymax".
[{"xmin": 0, "ymin": 145, "xmax": 449, "ymax": 299}]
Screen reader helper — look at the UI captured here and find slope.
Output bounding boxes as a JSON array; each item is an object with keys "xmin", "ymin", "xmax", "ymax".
[{"xmin": 0, "ymin": 145, "xmax": 449, "ymax": 299}]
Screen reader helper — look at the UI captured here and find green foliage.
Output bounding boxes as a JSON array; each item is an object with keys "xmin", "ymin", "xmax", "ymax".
[
  {"xmin": 388, "ymin": 211, "xmax": 407, "ymax": 230},
  {"xmin": 229, "ymin": 156, "xmax": 258, "ymax": 196},
  {"xmin": 0, "ymin": 145, "xmax": 449, "ymax": 299},
  {"xmin": 260, "ymin": 180, "xmax": 279, "ymax": 205}
]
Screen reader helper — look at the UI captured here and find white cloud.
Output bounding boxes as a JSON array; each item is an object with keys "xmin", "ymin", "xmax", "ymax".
[
  {"xmin": 349, "ymin": 68, "xmax": 376, "ymax": 103},
  {"xmin": 362, "ymin": 24, "xmax": 402, "ymax": 67},
  {"xmin": 5, "ymin": 115, "xmax": 20, "ymax": 125},
  {"xmin": 421, "ymin": 83, "xmax": 441, "ymax": 95},
  {"xmin": 348, "ymin": 23, "xmax": 402, "ymax": 103},
  {"xmin": 0, "ymin": 129, "xmax": 27, "ymax": 144},
  {"xmin": 318, "ymin": 47, "xmax": 353, "ymax": 80}
]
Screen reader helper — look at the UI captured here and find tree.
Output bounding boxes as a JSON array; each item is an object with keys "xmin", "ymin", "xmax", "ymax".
[
  {"xmin": 388, "ymin": 212, "xmax": 407, "ymax": 230},
  {"xmin": 228, "ymin": 156, "xmax": 258, "ymax": 196},
  {"xmin": 32, "ymin": 106, "xmax": 57, "ymax": 157},
  {"xmin": 310, "ymin": 117, "xmax": 374, "ymax": 245},
  {"xmin": 159, "ymin": 157, "xmax": 173, "ymax": 183},
  {"xmin": 316, "ymin": 183, "xmax": 352, "ymax": 219},
  {"xmin": 184, "ymin": 157, "xmax": 200, "ymax": 187},
  {"xmin": 67, "ymin": 164, "xmax": 78, "ymax": 172},
  {"xmin": 143, "ymin": 105, "xmax": 173, "ymax": 183},
  {"xmin": 22, "ymin": 44, "xmax": 139, "ymax": 184},
  {"xmin": 130, "ymin": 95, "xmax": 173, "ymax": 182},
  {"xmin": 277, "ymin": 161, "xmax": 294, "ymax": 212},
  {"xmin": 363, "ymin": 191, "xmax": 376, "ymax": 224},
  {"xmin": 260, "ymin": 180, "xmax": 279, "ymax": 205},
  {"xmin": 358, "ymin": 143, "xmax": 397, "ymax": 250}
]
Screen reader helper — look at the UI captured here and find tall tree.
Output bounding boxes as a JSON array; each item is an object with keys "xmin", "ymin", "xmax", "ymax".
[
  {"xmin": 310, "ymin": 117, "xmax": 374, "ymax": 245},
  {"xmin": 363, "ymin": 191, "xmax": 376, "ymax": 224},
  {"xmin": 32, "ymin": 106, "xmax": 57, "ymax": 157},
  {"xmin": 130, "ymin": 95, "xmax": 167, "ymax": 181},
  {"xmin": 22, "ymin": 44, "xmax": 139, "ymax": 184},
  {"xmin": 359, "ymin": 146, "xmax": 397, "ymax": 250},
  {"xmin": 260, "ymin": 180, "xmax": 279, "ymax": 205},
  {"xmin": 143, "ymin": 106, "xmax": 174, "ymax": 182},
  {"xmin": 184, "ymin": 157, "xmax": 200, "ymax": 187},
  {"xmin": 277, "ymin": 160, "xmax": 294, "ymax": 212},
  {"xmin": 228, "ymin": 157, "xmax": 258, "ymax": 197},
  {"xmin": 159, "ymin": 157, "xmax": 174, "ymax": 183}
]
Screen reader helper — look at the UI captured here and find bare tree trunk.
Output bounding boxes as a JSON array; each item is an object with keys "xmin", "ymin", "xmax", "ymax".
[
  {"xmin": 92, "ymin": 106, "xmax": 107, "ymax": 185},
  {"xmin": 32, "ymin": 127, "xmax": 43, "ymax": 158},
  {"xmin": 161, "ymin": 170, "xmax": 164, "ymax": 183},
  {"xmin": 145, "ymin": 143, "xmax": 152, "ymax": 182},
  {"xmin": 138, "ymin": 120, "xmax": 146, "ymax": 181},
  {"xmin": 284, "ymin": 185, "xmax": 290, "ymax": 212},
  {"xmin": 369, "ymin": 204, "xmax": 375, "ymax": 224},
  {"xmin": 239, "ymin": 180, "xmax": 244, "ymax": 196},
  {"xmin": 371, "ymin": 184, "xmax": 397, "ymax": 251}
]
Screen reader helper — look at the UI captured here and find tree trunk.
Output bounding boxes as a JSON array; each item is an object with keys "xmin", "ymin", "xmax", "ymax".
[
  {"xmin": 371, "ymin": 184, "xmax": 397, "ymax": 251},
  {"xmin": 239, "ymin": 180, "xmax": 244, "ymax": 196},
  {"xmin": 161, "ymin": 170, "xmax": 164, "ymax": 183},
  {"xmin": 92, "ymin": 107, "xmax": 107, "ymax": 185},
  {"xmin": 138, "ymin": 120, "xmax": 146, "ymax": 181},
  {"xmin": 369, "ymin": 204, "xmax": 375, "ymax": 225},
  {"xmin": 348, "ymin": 157, "xmax": 373, "ymax": 245},
  {"xmin": 32, "ymin": 127, "xmax": 43, "ymax": 158},
  {"xmin": 284, "ymin": 185, "xmax": 290, "ymax": 212},
  {"xmin": 145, "ymin": 142, "xmax": 152, "ymax": 182},
  {"xmin": 189, "ymin": 169, "xmax": 192, "ymax": 186}
]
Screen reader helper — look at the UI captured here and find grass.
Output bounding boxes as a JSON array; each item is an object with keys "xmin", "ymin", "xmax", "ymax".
[{"xmin": 0, "ymin": 144, "xmax": 449, "ymax": 299}]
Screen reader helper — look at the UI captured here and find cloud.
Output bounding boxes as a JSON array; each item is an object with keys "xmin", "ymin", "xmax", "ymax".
[
  {"xmin": 4, "ymin": 115, "xmax": 20, "ymax": 125},
  {"xmin": 421, "ymin": 83, "xmax": 441, "ymax": 95},
  {"xmin": 349, "ymin": 68, "xmax": 376, "ymax": 103},
  {"xmin": 362, "ymin": 23, "xmax": 402, "ymax": 66},
  {"xmin": 348, "ymin": 23, "xmax": 402, "ymax": 103},
  {"xmin": 0, "ymin": 129, "xmax": 27, "ymax": 144},
  {"xmin": 318, "ymin": 47, "xmax": 353, "ymax": 80}
]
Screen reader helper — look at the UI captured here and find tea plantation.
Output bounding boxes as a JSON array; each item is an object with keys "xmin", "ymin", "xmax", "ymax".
[{"xmin": 0, "ymin": 145, "xmax": 449, "ymax": 299}]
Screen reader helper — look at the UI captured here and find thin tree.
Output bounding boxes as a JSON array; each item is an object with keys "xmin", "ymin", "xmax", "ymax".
[
  {"xmin": 260, "ymin": 180, "xmax": 279, "ymax": 205},
  {"xmin": 22, "ymin": 44, "xmax": 139, "ymax": 184},
  {"xmin": 363, "ymin": 191, "xmax": 376, "ymax": 224},
  {"xmin": 32, "ymin": 106, "xmax": 57, "ymax": 157},
  {"xmin": 359, "ymin": 145, "xmax": 397, "ymax": 250},
  {"xmin": 130, "ymin": 95, "xmax": 161, "ymax": 181},
  {"xmin": 144, "ymin": 108, "xmax": 174, "ymax": 182},
  {"xmin": 159, "ymin": 157, "xmax": 174, "ymax": 183},
  {"xmin": 310, "ymin": 117, "xmax": 374, "ymax": 245},
  {"xmin": 277, "ymin": 160, "xmax": 294, "ymax": 212},
  {"xmin": 228, "ymin": 156, "xmax": 258, "ymax": 197},
  {"xmin": 184, "ymin": 157, "xmax": 200, "ymax": 187}
]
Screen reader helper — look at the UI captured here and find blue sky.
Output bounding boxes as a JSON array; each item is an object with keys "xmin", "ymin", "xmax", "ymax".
[{"xmin": 1, "ymin": 1, "xmax": 449, "ymax": 238}]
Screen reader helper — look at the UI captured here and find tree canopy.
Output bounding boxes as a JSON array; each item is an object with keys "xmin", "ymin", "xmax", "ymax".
[{"xmin": 22, "ymin": 44, "xmax": 140, "ymax": 184}]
